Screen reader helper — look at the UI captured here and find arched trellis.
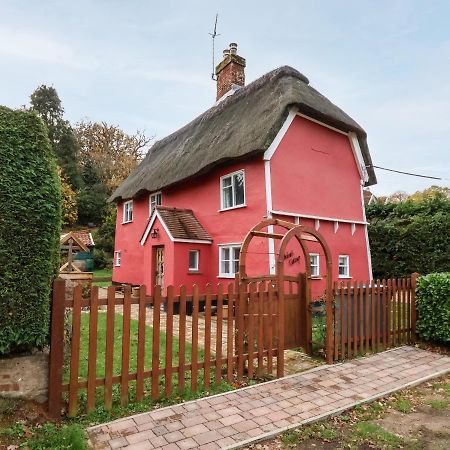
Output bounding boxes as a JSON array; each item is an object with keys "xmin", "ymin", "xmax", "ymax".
[{"xmin": 239, "ymin": 218, "xmax": 334, "ymax": 366}]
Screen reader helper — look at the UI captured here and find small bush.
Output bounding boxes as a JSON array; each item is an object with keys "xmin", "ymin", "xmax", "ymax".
[
  {"xmin": 93, "ymin": 248, "xmax": 111, "ymax": 269},
  {"xmin": 416, "ymin": 273, "xmax": 450, "ymax": 343}
]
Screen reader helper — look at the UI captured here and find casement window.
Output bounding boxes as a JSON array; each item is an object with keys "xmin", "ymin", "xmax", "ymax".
[
  {"xmin": 220, "ymin": 170, "xmax": 245, "ymax": 210},
  {"xmin": 149, "ymin": 192, "xmax": 162, "ymax": 215},
  {"xmin": 310, "ymin": 253, "xmax": 320, "ymax": 278},
  {"xmin": 219, "ymin": 245, "xmax": 240, "ymax": 277},
  {"xmin": 188, "ymin": 250, "xmax": 199, "ymax": 272},
  {"xmin": 115, "ymin": 251, "xmax": 121, "ymax": 267},
  {"xmin": 123, "ymin": 200, "xmax": 133, "ymax": 223},
  {"xmin": 338, "ymin": 255, "xmax": 350, "ymax": 278}
]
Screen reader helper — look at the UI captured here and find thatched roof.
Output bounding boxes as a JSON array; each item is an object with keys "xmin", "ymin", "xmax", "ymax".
[{"xmin": 111, "ymin": 66, "xmax": 376, "ymax": 202}]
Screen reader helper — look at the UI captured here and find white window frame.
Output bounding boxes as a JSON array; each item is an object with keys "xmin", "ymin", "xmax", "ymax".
[
  {"xmin": 310, "ymin": 253, "xmax": 320, "ymax": 278},
  {"xmin": 123, "ymin": 200, "xmax": 133, "ymax": 223},
  {"xmin": 220, "ymin": 169, "xmax": 246, "ymax": 211},
  {"xmin": 338, "ymin": 255, "xmax": 350, "ymax": 278},
  {"xmin": 218, "ymin": 244, "xmax": 241, "ymax": 278},
  {"xmin": 188, "ymin": 250, "xmax": 199, "ymax": 272},
  {"xmin": 149, "ymin": 192, "xmax": 162, "ymax": 216},
  {"xmin": 115, "ymin": 251, "xmax": 121, "ymax": 267}
]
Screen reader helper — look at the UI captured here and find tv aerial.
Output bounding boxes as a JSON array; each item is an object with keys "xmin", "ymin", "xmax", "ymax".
[{"xmin": 209, "ymin": 13, "xmax": 220, "ymax": 81}]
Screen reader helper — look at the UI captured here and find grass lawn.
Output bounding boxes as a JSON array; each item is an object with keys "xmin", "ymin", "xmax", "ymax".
[
  {"xmin": 92, "ymin": 268, "xmax": 112, "ymax": 287},
  {"xmin": 64, "ymin": 311, "xmax": 214, "ymax": 414}
]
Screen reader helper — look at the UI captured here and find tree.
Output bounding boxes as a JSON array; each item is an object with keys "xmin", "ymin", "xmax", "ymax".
[
  {"xmin": 0, "ymin": 106, "xmax": 61, "ymax": 354},
  {"xmin": 385, "ymin": 190, "xmax": 409, "ymax": 203},
  {"xmin": 75, "ymin": 120, "xmax": 151, "ymax": 192},
  {"xmin": 409, "ymin": 185, "xmax": 450, "ymax": 202},
  {"xmin": 30, "ymin": 85, "xmax": 82, "ymax": 190},
  {"xmin": 60, "ymin": 168, "xmax": 78, "ymax": 226}
]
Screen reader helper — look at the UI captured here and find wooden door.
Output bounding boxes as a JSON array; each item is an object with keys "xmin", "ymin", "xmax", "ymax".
[{"xmin": 154, "ymin": 247, "xmax": 164, "ymax": 289}]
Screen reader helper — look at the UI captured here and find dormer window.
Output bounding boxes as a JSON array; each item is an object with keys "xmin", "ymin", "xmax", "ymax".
[
  {"xmin": 220, "ymin": 170, "xmax": 245, "ymax": 210},
  {"xmin": 149, "ymin": 192, "xmax": 162, "ymax": 215},
  {"xmin": 123, "ymin": 200, "xmax": 133, "ymax": 223}
]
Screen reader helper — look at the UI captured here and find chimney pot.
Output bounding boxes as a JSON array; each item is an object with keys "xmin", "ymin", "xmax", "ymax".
[{"xmin": 229, "ymin": 42, "xmax": 237, "ymax": 55}]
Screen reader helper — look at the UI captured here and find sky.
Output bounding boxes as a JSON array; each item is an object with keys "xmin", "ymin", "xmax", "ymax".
[{"xmin": 1, "ymin": 0, "xmax": 449, "ymax": 196}]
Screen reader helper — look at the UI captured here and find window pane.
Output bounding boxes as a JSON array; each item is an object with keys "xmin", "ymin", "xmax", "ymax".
[
  {"xmin": 189, "ymin": 251, "xmax": 198, "ymax": 270},
  {"xmin": 234, "ymin": 172, "xmax": 245, "ymax": 205},
  {"xmin": 233, "ymin": 247, "xmax": 240, "ymax": 260},
  {"xmin": 221, "ymin": 260, "xmax": 230, "ymax": 274},
  {"xmin": 222, "ymin": 176, "xmax": 232, "ymax": 187},
  {"xmin": 222, "ymin": 185, "xmax": 233, "ymax": 209}
]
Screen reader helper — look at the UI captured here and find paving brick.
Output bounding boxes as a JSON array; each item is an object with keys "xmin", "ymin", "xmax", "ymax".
[
  {"xmin": 193, "ymin": 430, "xmax": 222, "ymax": 445},
  {"xmin": 182, "ymin": 423, "xmax": 209, "ymax": 438},
  {"xmin": 164, "ymin": 430, "xmax": 184, "ymax": 443},
  {"xmin": 176, "ymin": 437, "xmax": 198, "ymax": 449},
  {"xmin": 219, "ymin": 413, "xmax": 243, "ymax": 426}
]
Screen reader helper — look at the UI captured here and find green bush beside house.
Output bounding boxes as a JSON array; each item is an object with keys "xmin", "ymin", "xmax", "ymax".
[
  {"xmin": 416, "ymin": 273, "xmax": 450, "ymax": 343},
  {"xmin": 0, "ymin": 106, "xmax": 61, "ymax": 355}
]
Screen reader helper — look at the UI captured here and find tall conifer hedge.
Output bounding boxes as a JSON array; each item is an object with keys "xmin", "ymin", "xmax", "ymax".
[{"xmin": 0, "ymin": 106, "xmax": 61, "ymax": 354}]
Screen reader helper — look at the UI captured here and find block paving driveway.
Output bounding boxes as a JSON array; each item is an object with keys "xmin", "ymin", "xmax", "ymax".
[{"xmin": 88, "ymin": 346, "xmax": 450, "ymax": 449}]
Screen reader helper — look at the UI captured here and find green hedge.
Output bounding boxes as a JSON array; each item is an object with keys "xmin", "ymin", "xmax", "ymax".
[
  {"xmin": 367, "ymin": 196, "xmax": 450, "ymax": 278},
  {"xmin": 0, "ymin": 106, "xmax": 61, "ymax": 354},
  {"xmin": 416, "ymin": 273, "xmax": 450, "ymax": 343}
]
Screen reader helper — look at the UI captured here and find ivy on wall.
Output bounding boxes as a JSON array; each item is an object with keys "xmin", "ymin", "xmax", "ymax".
[{"xmin": 0, "ymin": 106, "xmax": 61, "ymax": 355}]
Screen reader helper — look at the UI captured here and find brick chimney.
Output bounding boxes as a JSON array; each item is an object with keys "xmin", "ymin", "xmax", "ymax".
[{"xmin": 215, "ymin": 43, "xmax": 246, "ymax": 101}]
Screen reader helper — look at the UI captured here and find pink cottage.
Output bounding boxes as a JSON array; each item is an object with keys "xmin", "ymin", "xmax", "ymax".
[{"xmin": 110, "ymin": 44, "xmax": 377, "ymax": 298}]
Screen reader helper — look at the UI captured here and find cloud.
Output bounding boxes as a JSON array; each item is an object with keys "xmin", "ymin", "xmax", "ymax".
[{"xmin": 0, "ymin": 27, "xmax": 97, "ymax": 70}]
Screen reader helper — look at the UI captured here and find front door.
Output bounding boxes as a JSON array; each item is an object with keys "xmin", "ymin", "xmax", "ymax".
[{"xmin": 154, "ymin": 246, "xmax": 164, "ymax": 289}]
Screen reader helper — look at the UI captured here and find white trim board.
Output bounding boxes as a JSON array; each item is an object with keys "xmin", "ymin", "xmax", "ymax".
[
  {"xmin": 263, "ymin": 107, "xmax": 299, "ymax": 160},
  {"xmin": 271, "ymin": 210, "xmax": 368, "ymax": 225}
]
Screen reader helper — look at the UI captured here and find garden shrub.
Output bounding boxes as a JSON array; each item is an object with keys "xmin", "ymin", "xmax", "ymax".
[
  {"xmin": 0, "ymin": 106, "xmax": 61, "ymax": 354},
  {"xmin": 416, "ymin": 273, "xmax": 450, "ymax": 343}
]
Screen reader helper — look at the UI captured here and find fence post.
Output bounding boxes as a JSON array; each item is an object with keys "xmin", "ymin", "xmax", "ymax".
[
  {"xmin": 411, "ymin": 272, "xmax": 419, "ymax": 342},
  {"xmin": 48, "ymin": 278, "xmax": 66, "ymax": 418}
]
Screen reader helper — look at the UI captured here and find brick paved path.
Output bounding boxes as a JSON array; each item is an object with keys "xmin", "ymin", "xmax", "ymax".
[{"xmin": 88, "ymin": 347, "xmax": 450, "ymax": 449}]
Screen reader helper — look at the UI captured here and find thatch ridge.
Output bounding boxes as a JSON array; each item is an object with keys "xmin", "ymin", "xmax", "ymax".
[{"xmin": 111, "ymin": 66, "xmax": 375, "ymax": 202}]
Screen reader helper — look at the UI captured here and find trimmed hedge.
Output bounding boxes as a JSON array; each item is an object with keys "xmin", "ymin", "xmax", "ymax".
[
  {"xmin": 367, "ymin": 197, "xmax": 450, "ymax": 278},
  {"xmin": 0, "ymin": 106, "xmax": 61, "ymax": 354},
  {"xmin": 416, "ymin": 273, "xmax": 450, "ymax": 343}
]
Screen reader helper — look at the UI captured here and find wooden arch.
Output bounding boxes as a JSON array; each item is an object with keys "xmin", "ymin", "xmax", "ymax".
[{"xmin": 239, "ymin": 218, "xmax": 334, "ymax": 364}]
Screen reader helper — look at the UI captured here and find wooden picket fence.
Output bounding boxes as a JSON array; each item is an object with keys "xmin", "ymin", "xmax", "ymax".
[
  {"xmin": 48, "ymin": 279, "xmax": 282, "ymax": 417},
  {"xmin": 332, "ymin": 275, "xmax": 418, "ymax": 360}
]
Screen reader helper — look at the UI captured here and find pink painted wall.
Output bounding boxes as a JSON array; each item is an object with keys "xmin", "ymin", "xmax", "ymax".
[
  {"xmin": 270, "ymin": 116, "xmax": 364, "ymax": 221},
  {"xmin": 113, "ymin": 114, "xmax": 371, "ymax": 297},
  {"xmin": 113, "ymin": 159, "xmax": 268, "ymax": 291}
]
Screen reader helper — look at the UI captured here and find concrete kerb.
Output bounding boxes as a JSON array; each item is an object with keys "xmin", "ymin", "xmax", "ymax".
[{"xmin": 222, "ymin": 365, "xmax": 450, "ymax": 450}]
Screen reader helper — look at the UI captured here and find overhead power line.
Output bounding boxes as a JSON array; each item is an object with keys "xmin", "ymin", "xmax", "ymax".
[{"xmin": 368, "ymin": 165, "xmax": 444, "ymax": 181}]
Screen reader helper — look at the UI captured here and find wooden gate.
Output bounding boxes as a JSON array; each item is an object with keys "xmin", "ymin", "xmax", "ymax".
[{"xmin": 238, "ymin": 218, "xmax": 334, "ymax": 367}]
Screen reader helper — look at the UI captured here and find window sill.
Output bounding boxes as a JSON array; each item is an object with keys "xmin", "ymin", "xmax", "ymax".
[
  {"xmin": 114, "ymin": 265, "xmax": 121, "ymax": 267},
  {"xmin": 188, "ymin": 271, "xmax": 202, "ymax": 275},
  {"xmin": 122, "ymin": 220, "xmax": 133, "ymax": 225},
  {"xmin": 219, "ymin": 204, "xmax": 246, "ymax": 212},
  {"xmin": 338, "ymin": 276, "xmax": 352, "ymax": 279},
  {"xmin": 310, "ymin": 276, "xmax": 323, "ymax": 280},
  {"xmin": 217, "ymin": 274, "xmax": 236, "ymax": 279}
]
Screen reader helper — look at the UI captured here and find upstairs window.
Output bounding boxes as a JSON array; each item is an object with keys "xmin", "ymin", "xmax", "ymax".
[
  {"xmin": 338, "ymin": 255, "xmax": 350, "ymax": 278},
  {"xmin": 149, "ymin": 192, "xmax": 162, "ymax": 215},
  {"xmin": 219, "ymin": 245, "xmax": 240, "ymax": 277},
  {"xmin": 220, "ymin": 170, "xmax": 245, "ymax": 210},
  {"xmin": 123, "ymin": 200, "xmax": 133, "ymax": 223},
  {"xmin": 310, "ymin": 253, "xmax": 320, "ymax": 277},
  {"xmin": 188, "ymin": 250, "xmax": 199, "ymax": 272}
]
